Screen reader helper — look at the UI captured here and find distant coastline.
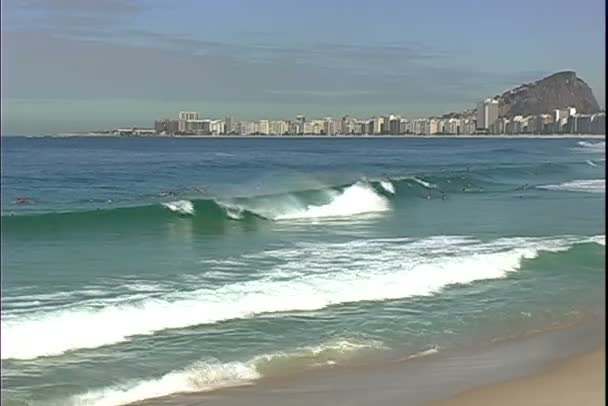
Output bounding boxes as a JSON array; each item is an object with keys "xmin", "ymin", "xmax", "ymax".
[{"xmin": 42, "ymin": 133, "xmax": 607, "ymax": 139}]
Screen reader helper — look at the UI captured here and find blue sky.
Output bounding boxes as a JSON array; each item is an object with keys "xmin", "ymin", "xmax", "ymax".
[{"xmin": 1, "ymin": 0, "xmax": 605, "ymax": 134}]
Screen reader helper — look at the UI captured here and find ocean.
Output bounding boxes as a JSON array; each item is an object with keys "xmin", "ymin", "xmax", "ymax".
[{"xmin": 1, "ymin": 136, "xmax": 605, "ymax": 406}]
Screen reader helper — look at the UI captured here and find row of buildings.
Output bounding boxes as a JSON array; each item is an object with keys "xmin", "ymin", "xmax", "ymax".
[
  {"xmin": 154, "ymin": 113, "xmax": 480, "ymax": 136},
  {"xmin": 476, "ymin": 98, "xmax": 606, "ymax": 135},
  {"xmin": 142, "ymin": 104, "xmax": 605, "ymax": 137}
]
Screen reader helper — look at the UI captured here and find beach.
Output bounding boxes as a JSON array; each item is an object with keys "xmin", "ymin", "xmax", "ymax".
[
  {"xmin": 435, "ymin": 346, "xmax": 605, "ymax": 406},
  {"xmin": 129, "ymin": 312, "xmax": 605, "ymax": 405}
]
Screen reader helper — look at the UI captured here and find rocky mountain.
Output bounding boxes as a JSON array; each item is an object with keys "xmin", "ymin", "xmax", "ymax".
[{"xmin": 495, "ymin": 71, "xmax": 600, "ymax": 117}]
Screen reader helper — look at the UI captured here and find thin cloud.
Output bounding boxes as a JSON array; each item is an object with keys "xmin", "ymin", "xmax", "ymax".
[{"xmin": 2, "ymin": 30, "xmax": 541, "ymax": 108}]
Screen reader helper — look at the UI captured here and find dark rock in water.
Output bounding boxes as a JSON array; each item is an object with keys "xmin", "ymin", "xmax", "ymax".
[{"xmin": 497, "ymin": 71, "xmax": 600, "ymax": 117}]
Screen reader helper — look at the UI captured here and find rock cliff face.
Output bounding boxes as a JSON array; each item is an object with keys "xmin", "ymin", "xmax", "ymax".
[{"xmin": 496, "ymin": 71, "xmax": 600, "ymax": 117}]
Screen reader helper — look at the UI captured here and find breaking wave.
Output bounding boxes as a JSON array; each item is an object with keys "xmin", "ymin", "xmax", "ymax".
[
  {"xmin": 586, "ymin": 160, "xmax": 598, "ymax": 167},
  {"xmin": 272, "ymin": 182, "xmax": 389, "ymax": 220},
  {"xmin": 538, "ymin": 179, "xmax": 605, "ymax": 193},
  {"xmin": 2, "ymin": 234, "xmax": 603, "ymax": 360},
  {"xmin": 577, "ymin": 141, "xmax": 605, "ymax": 151},
  {"xmin": 161, "ymin": 200, "xmax": 194, "ymax": 215},
  {"xmin": 2, "ymin": 175, "xmax": 486, "ymax": 230},
  {"xmin": 379, "ymin": 180, "xmax": 395, "ymax": 194},
  {"xmin": 397, "ymin": 176, "xmax": 436, "ymax": 189}
]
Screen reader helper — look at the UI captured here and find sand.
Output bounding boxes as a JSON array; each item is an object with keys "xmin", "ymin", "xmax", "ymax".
[
  {"xmin": 434, "ymin": 346, "xmax": 605, "ymax": 406},
  {"xmin": 134, "ymin": 317, "xmax": 605, "ymax": 406}
]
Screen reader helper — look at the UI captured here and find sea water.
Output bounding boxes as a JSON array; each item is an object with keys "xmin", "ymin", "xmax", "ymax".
[{"xmin": 1, "ymin": 136, "xmax": 605, "ymax": 405}]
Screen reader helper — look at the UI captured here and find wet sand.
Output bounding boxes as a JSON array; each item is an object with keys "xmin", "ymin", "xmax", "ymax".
[
  {"xmin": 434, "ymin": 346, "xmax": 605, "ymax": 406},
  {"xmin": 134, "ymin": 314, "xmax": 605, "ymax": 406}
]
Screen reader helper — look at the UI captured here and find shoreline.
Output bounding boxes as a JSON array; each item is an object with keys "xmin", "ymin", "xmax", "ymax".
[
  {"xmin": 433, "ymin": 345, "xmax": 605, "ymax": 406},
  {"xmin": 6, "ymin": 133, "xmax": 607, "ymax": 139},
  {"xmin": 133, "ymin": 311, "xmax": 605, "ymax": 406}
]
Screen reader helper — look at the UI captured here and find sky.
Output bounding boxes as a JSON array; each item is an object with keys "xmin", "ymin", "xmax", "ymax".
[{"xmin": 1, "ymin": 0, "xmax": 605, "ymax": 134}]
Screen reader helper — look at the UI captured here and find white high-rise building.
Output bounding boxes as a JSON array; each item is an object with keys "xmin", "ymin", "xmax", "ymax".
[
  {"xmin": 178, "ymin": 111, "xmax": 199, "ymax": 132},
  {"xmin": 241, "ymin": 121, "xmax": 256, "ymax": 135},
  {"xmin": 210, "ymin": 120, "xmax": 224, "ymax": 135},
  {"xmin": 447, "ymin": 118, "xmax": 461, "ymax": 135},
  {"xmin": 224, "ymin": 116, "xmax": 234, "ymax": 134},
  {"xmin": 270, "ymin": 120, "xmax": 288, "ymax": 135},
  {"xmin": 303, "ymin": 122, "xmax": 314, "ymax": 134},
  {"xmin": 178, "ymin": 112, "xmax": 199, "ymax": 121},
  {"xmin": 323, "ymin": 117, "xmax": 335, "ymax": 135},
  {"xmin": 257, "ymin": 120, "xmax": 270, "ymax": 135},
  {"xmin": 372, "ymin": 117, "xmax": 384, "ymax": 134},
  {"xmin": 476, "ymin": 99, "xmax": 499, "ymax": 131}
]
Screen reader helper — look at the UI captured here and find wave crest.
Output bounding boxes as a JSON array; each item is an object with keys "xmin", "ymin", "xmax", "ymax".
[
  {"xmin": 379, "ymin": 180, "xmax": 396, "ymax": 194},
  {"xmin": 161, "ymin": 200, "xmax": 194, "ymax": 215},
  {"xmin": 273, "ymin": 182, "xmax": 389, "ymax": 220},
  {"xmin": 538, "ymin": 179, "xmax": 605, "ymax": 193},
  {"xmin": 577, "ymin": 141, "xmax": 605, "ymax": 151},
  {"xmin": 2, "ymin": 174, "xmax": 491, "ymax": 226}
]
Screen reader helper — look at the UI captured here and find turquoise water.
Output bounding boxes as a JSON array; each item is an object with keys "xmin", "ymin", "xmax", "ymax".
[{"xmin": 1, "ymin": 136, "xmax": 605, "ymax": 406}]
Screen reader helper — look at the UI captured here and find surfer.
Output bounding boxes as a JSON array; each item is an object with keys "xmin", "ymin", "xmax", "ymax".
[{"xmin": 16, "ymin": 197, "xmax": 31, "ymax": 205}]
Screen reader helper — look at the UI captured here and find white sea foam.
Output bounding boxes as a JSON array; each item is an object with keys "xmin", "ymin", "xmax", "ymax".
[
  {"xmin": 538, "ymin": 179, "xmax": 605, "ymax": 193},
  {"xmin": 586, "ymin": 160, "xmax": 598, "ymax": 167},
  {"xmin": 393, "ymin": 176, "xmax": 436, "ymax": 189},
  {"xmin": 65, "ymin": 339, "xmax": 382, "ymax": 406},
  {"xmin": 577, "ymin": 141, "xmax": 605, "ymax": 152},
  {"xmin": 410, "ymin": 176, "xmax": 436, "ymax": 189},
  {"xmin": 161, "ymin": 200, "xmax": 194, "ymax": 215},
  {"xmin": 69, "ymin": 359, "xmax": 259, "ymax": 406},
  {"xmin": 589, "ymin": 235, "xmax": 606, "ymax": 246},
  {"xmin": 273, "ymin": 182, "xmax": 389, "ymax": 220},
  {"xmin": 379, "ymin": 180, "xmax": 396, "ymax": 194},
  {"xmin": 2, "ymin": 235, "xmax": 603, "ymax": 360},
  {"xmin": 400, "ymin": 345, "xmax": 440, "ymax": 361},
  {"xmin": 224, "ymin": 206, "xmax": 245, "ymax": 220},
  {"xmin": 216, "ymin": 182, "xmax": 389, "ymax": 221}
]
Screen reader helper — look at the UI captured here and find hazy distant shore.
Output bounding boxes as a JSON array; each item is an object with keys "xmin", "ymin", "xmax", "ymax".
[{"xmin": 22, "ymin": 133, "xmax": 608, "ymax": 139}]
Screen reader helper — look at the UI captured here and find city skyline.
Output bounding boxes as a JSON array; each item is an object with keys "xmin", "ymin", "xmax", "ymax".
[
  {"xmin": 1, "ymin": 0, "xmax": 605, "ymax": 134},
  {"xmin": 124, "ymin": 104, "xmax": 604, "ymax": 136}
]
